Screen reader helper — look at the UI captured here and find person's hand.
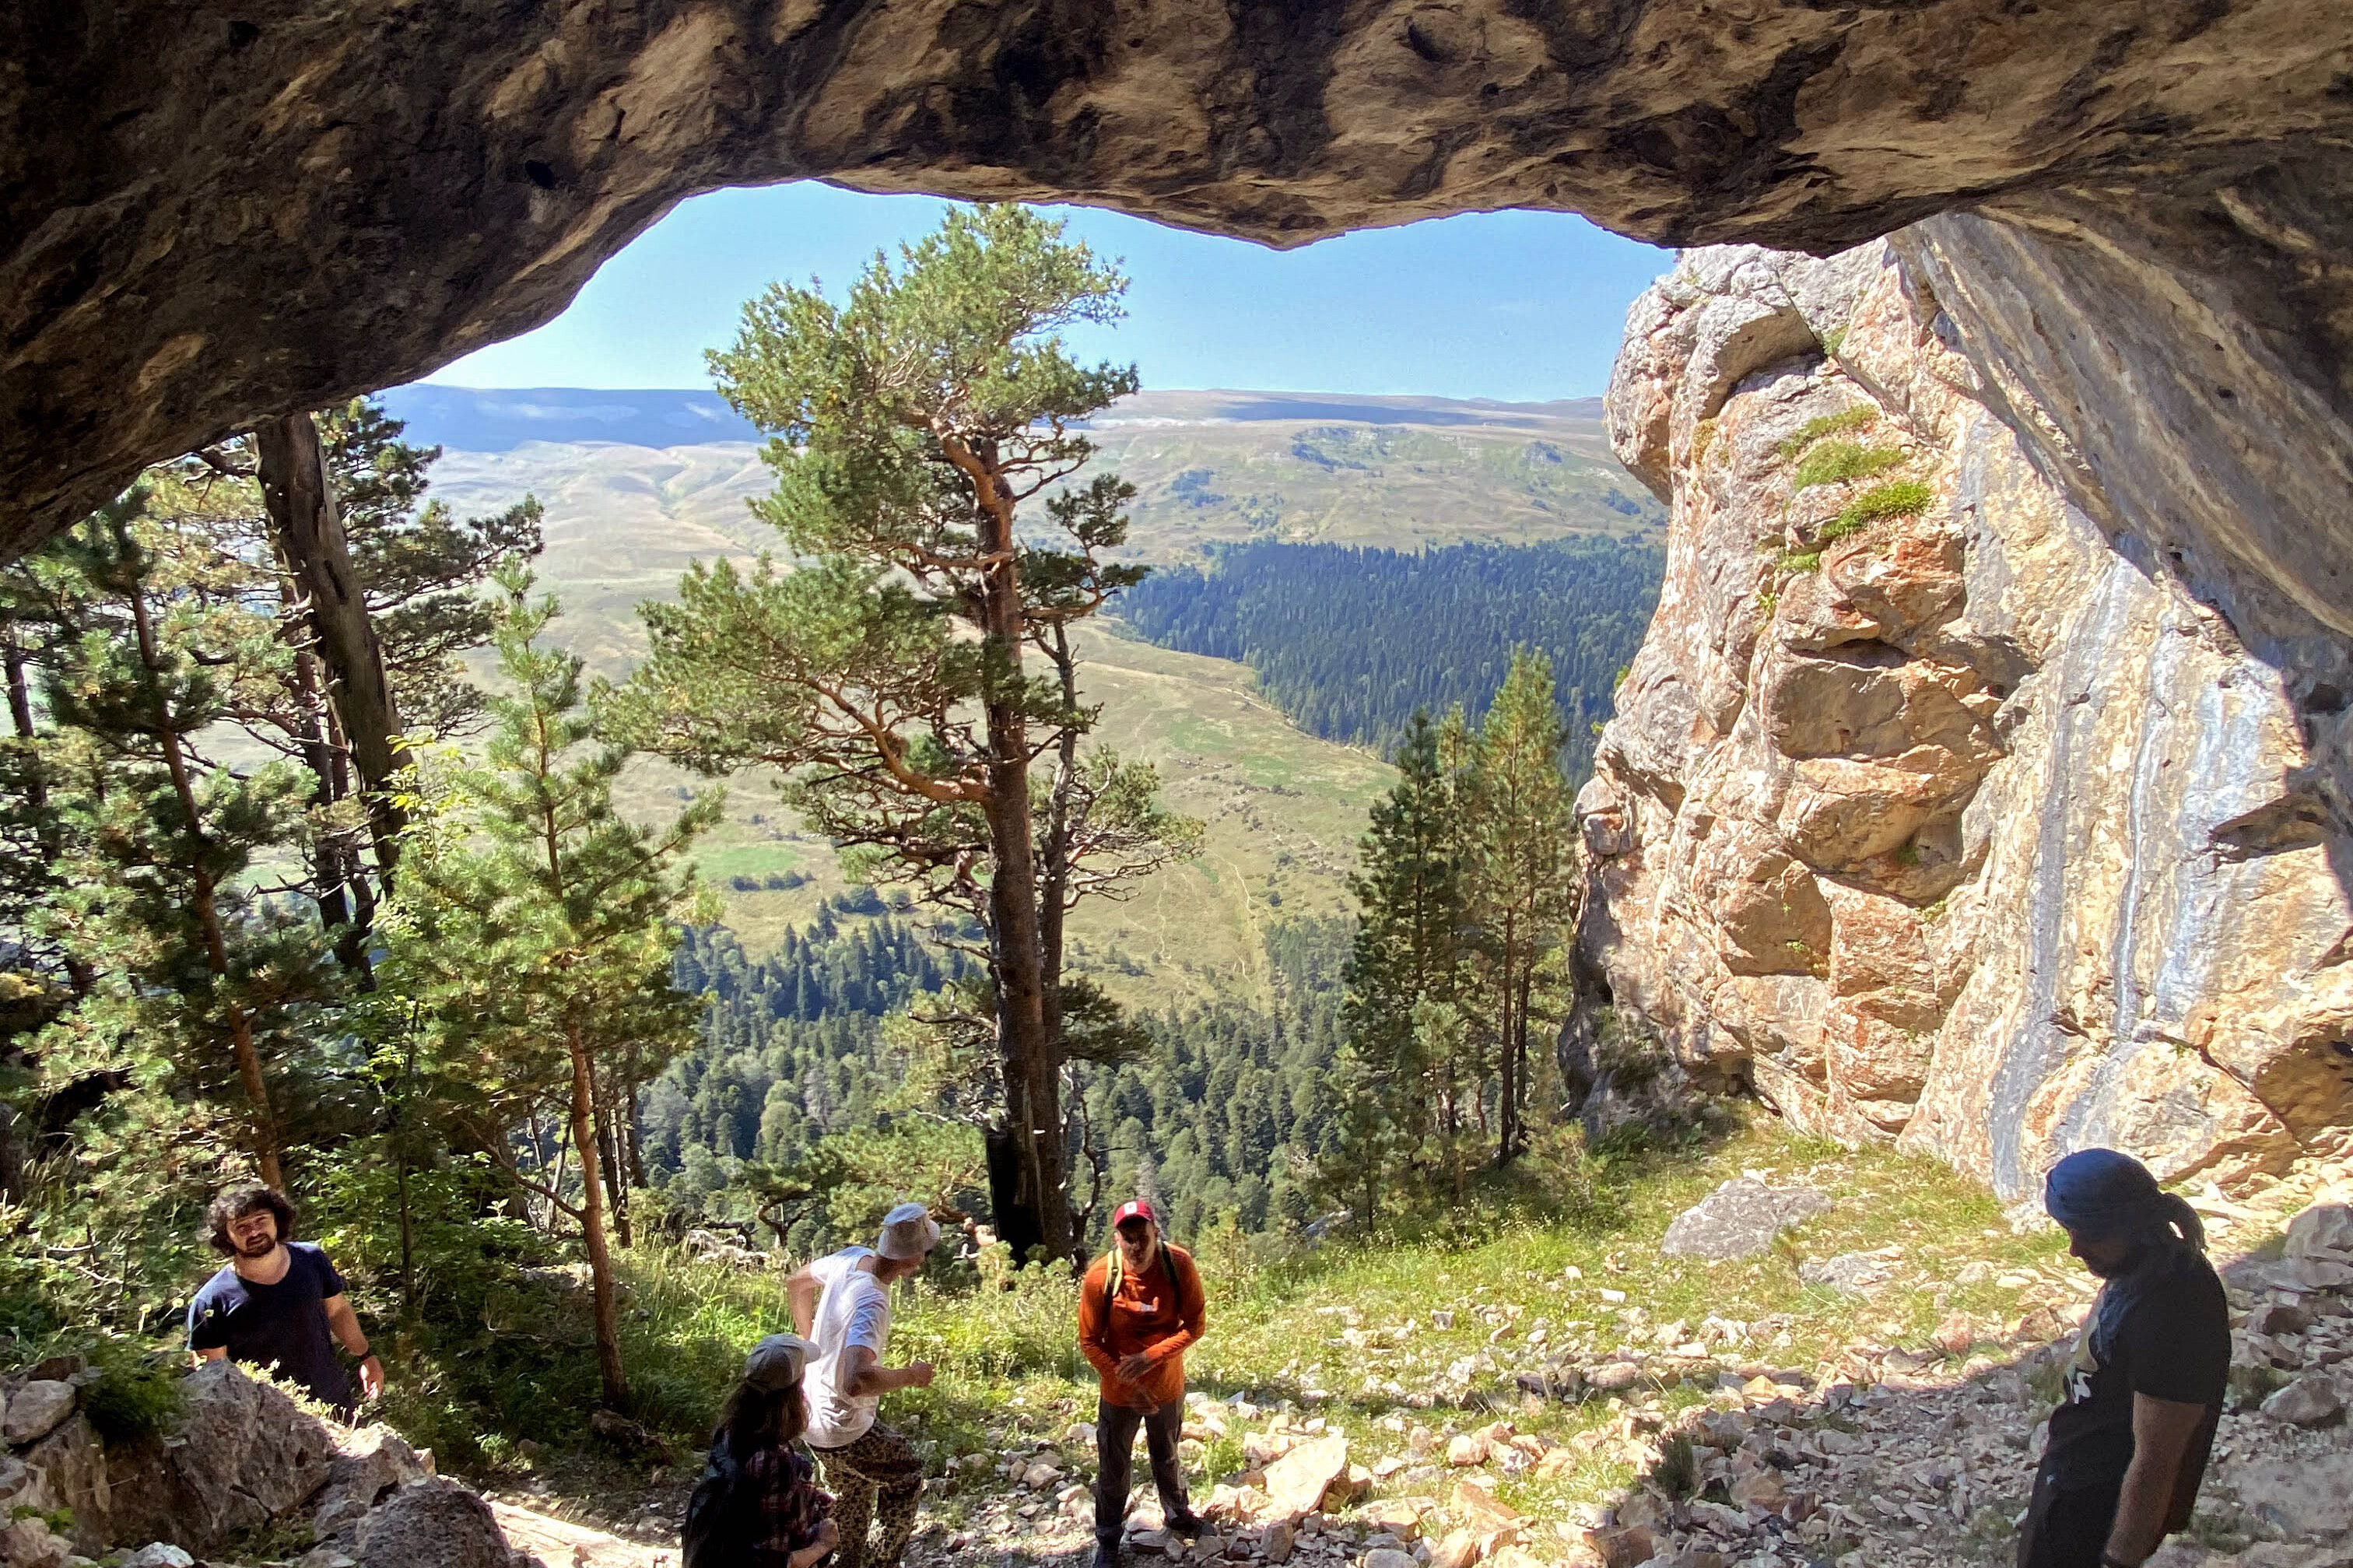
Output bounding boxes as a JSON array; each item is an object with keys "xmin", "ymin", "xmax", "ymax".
[
  {"xmin": 357, "ymin": 1355, "xmax": 385, "ymax": 1401},
  {"xmin": 815, "ymin": 1519, "xmax": 841, "ymax": 1551},
  {"xmin": 901, "ymin": 1360, "xmax": 936, "ymax": 1389},
  {"xmin": 1115, "ymin": 1352, "xmax": 1152, "ymax": 1384}
]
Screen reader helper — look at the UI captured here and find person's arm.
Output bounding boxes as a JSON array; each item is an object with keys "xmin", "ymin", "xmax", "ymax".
[
  {"xmin": 1076, "ymin": 1262, "xmax": 1121, "ymax": 1381},
  {"xmin": 321, "ymin": 1293, "xmax": 384, "ymax": 1399},
  {"xmin": 839, "ymin": 1345, "xmax": 934, "ymax": 1398},
  {"xmin": 785, "ymin": 1265, "xmax": 822, "ymax": 1338},
  {"xmin": 2100, "ymin": 1394, "xmax": 2208, "ymax": 1566}
]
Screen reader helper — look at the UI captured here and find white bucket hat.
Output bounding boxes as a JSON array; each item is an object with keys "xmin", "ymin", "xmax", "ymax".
[{"xmin": 876, "ymin": 1201, "xmax": 942, "ymax": 1260}]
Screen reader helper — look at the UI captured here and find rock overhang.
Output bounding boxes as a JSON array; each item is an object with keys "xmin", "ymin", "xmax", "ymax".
[{"xmin": 5, "ymin": 0, "xmax": 2353, "ymax": 564}]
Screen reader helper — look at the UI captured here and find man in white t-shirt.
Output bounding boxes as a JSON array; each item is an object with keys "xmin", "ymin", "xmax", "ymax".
[{"xmin": 785, "ymin": 1203, "xmax": 940, "ymax": 1568}]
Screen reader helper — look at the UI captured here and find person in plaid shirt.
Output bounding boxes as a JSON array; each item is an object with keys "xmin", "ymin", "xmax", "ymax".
[{"xmin": 685, "ymin": 1334, "xmax": 839, "ymax": 1568}]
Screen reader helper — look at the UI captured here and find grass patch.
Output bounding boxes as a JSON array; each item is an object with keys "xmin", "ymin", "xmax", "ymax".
[
  {"xmin": 1774, "ymin": 407, "xmax": 1877, "ymax": 461},
  {"xmin": 1830, "ymin": 479, "xmax": 1935, "ymax": 536},
  {"xmin": 1790, "ymin": 440, "xmax": 1906, "ymax": 493},
  {"xmin": 1778, "ymin": 549, "xmax": 1823, "ymax": 575}
]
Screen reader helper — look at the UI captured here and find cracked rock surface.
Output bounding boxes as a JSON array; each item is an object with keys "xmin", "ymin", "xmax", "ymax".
[
  {"xmin": 1576, "ymin": 239, "xmax": 2353, "ymax": 1198},
  {"xmin": 5, "ymin": 0, "xmax": 2353, "ymax": 575}
]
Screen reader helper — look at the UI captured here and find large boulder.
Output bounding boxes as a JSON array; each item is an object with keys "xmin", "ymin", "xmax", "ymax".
[
  {"xmin": 103, "ymin": 1360, "xmax": 336, "ymax": 1552},
  {"xmin": 1660, "ymin": 1180, "xmax": 1831, "ymax": 1261},
  {"xmin": 1, "ymin": 1381, "xmax": 74, "ymax": 1447},
  {"xmin": 352, "ymin": 1479, "xmax": 513, "ymax": 1568},
  {"xmin": 21, "ymin": 1415, "xmax": 109, "ymax": 1552}
]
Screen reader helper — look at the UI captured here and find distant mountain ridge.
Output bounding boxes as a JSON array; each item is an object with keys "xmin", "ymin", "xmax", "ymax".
[{"xmin": 382, "ymin": 384, "xmax": 1608, "ymax": 452}]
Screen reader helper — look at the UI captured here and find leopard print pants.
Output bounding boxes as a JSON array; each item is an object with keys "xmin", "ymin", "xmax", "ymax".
[{"xmin": 812, "ymin": 1420, "xmax": 924, "ymax": 1568}]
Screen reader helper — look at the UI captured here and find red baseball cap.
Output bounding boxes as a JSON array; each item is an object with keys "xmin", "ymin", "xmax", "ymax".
[{"xmin": 1113, "ymin": 1200, "xmax": 1156, "ymax": 1228}]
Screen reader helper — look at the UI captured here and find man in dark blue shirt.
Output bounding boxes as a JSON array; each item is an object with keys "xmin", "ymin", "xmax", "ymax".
[
  {"xmin": 187, "ymin": 1181, "xmax": 382, "ymax": 1419},
  {"xmin": 2019, "ymin": 1149, "xmax": 2229, "ymax": 1568}
]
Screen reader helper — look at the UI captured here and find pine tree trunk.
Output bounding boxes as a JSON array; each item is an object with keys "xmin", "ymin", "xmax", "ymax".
[
  {"xmin": 1496, "ymin": 910, "xmax": 1519, "ymax": 1166},
  {"xmin": 596, "ymin": 1069, "xmax": 631, "ymax": 1248},
  {"xmin": 272, "ymin": 570, "xmax": 370, "ymax": 970},
  {"xmin": 970, "ymin": 453, "xmax": 1073, "ymax": 1268},
  {"xmin": 566, "ymin": 1023, "xmax": 629, "ymax": 1409},
  {"xmin": 255, "ymin": 412, "xmax": 411, "ymax": 875}
]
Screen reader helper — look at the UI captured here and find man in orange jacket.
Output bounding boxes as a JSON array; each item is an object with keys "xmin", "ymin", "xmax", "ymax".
[{"xmin": 1078, "ymin": 1201, "xmax": 1206, "ymax": 1567}]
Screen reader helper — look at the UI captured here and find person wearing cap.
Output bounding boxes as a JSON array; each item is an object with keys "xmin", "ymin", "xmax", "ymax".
[
  {"xmin": 1079, "ymin": 1201, "xmax": 1206, "ymax": 1567},
  {"xmin": 2018, "ymin": 1149, "xmax": 2229, "ymax": 1568},
  {"xmin": 682, "ymin": 1333, "xmax": 838, "ymax": 1568},
  {"xmin": 785, "ymin": 1202, "xmax": 941, "ymax": 1568}
]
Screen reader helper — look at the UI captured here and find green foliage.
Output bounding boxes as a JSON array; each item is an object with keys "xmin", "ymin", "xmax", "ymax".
[
  {"xmin": 1790, "ymin": 440, "xmax": 1905, "ymax": 493},
  {"xmin": 1829, "ymin": 478, "xmax": 1936, "ymax": 536},
  {"xmin": 1777, "ymin": 549, "xmax": 1823, "ymax": 575},
  {"xmin": 1774, "ymin": 406, "xmax": 1878, "ymax": 461},
  {"xmin": 1120, "ymin": 535, "xmax": 1661, "ymax": 789},
  {"xmin": 79, "ymin": 1338, "xmax": 188, "ymax": 1443}
]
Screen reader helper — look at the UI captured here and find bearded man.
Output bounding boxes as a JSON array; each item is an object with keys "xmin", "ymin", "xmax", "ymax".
[
  {"xmin": 2020, "ymin": 1149, "xmax": 2229, "ymax": 1568},
  {"xmin": 188, "ymin": 1180, "xmax": 382, "ymax": 1419}
]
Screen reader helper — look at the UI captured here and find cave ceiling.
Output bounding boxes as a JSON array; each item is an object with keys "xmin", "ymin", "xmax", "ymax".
[{"xmin": 5, "ymin": 0, "xmax": 2351, "ymax": 559}]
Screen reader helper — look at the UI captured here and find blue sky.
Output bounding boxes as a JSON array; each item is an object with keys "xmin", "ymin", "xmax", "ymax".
[{"xmin": 425, "ymin": 182, "xmax": 1672, "ymax": 402}]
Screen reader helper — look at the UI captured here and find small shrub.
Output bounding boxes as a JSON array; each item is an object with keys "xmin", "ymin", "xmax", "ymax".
[
  {"xmin": 80, "ymin": 1339, "xmax": 188, "ymax": 1443},
  {"xmin": 1774, "ymin": 406, "xmax": 1876, "ymax": 460},
  {"xmin": 1657, "ymin": 1432, "xmax": 1700, "ymax": 1500},
  {"xmin": 1779, "ymin": 549, "xmax": 1822, "ymax": 575},
  {"xmin": 1791, "ymin": 440, "xmax": 1905, "ymax": 493},
  {"xmin": 1832, "ymin": 478, "xmax": 1935, "ymax": 533}
]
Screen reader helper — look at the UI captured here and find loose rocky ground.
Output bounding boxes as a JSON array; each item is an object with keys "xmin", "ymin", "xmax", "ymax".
[
  {"xmin": 21, "ymin": 1125, "xmax": 2338, "ymax": 1568},
  {"xmin": 479, "ymin": 1131, "xmax": 2352, "ymax": 1568}
]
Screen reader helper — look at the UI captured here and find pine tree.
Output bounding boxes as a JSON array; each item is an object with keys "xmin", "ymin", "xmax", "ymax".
[
  {"xmin": 383, "ymin": 566, "xmax": 714, "ymax": 1410},
  {"xmin": 609, "ymin": 203, "xmax": 1192, "ymax": 1267},
  {"xmin": 1328, "ymin": 710, "xmax": 1471, "ymax": 1212},
  {"xmin": 33, "ymin": 483, "xmax": 342, "ymax": 1189},
  {"xmin": 1462, "ymin": 647, "xmax": 1578, "ymax": 1165}
]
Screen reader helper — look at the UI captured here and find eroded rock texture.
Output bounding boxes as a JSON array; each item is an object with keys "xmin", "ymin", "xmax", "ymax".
[
  {"xmin": 7, "ymin": 0, "xmax": 2353, "ymax": 559},
  {"xmin": 1577, "ymin": 240, "xmax": 2353, "ymax": 1200}
]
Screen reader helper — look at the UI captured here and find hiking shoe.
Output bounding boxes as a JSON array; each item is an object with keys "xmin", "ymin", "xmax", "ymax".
[
  {"xmin": 1163, "ymin": 1511, "xmax": 1205, "ymax": 1540},
  {"xmin": 1092, "ymin": 1541, "xmax": 1120, "ymax": 1568}
]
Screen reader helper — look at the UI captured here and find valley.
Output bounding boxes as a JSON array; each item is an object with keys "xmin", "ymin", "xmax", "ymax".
[{"xmin": 395, "ymin": 385, "xmax": 1663, "ymax": 1005}]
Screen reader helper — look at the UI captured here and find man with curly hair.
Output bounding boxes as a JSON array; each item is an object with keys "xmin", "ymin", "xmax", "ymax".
[{"xmin": 188, "ymin": 1180, "xmax": 382, "ymax": 1419}]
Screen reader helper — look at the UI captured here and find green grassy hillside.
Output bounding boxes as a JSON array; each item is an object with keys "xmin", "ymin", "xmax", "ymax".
[{"xmin": 416, "ymin": 388, "xmax": 1661, "ymax": 1003}]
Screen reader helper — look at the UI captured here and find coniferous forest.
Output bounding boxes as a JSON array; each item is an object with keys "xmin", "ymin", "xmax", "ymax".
[{"xmin": 1117, "ymin": 535, "xmax": 1664, "ymax": 783}]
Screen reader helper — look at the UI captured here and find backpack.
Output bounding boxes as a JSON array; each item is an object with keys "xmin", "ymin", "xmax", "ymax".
[
  {"xmin": 680, "ymin": 1440, "xmax": 755, "ymax": 1568},
  {"xmin": 1100, "ymin": 1240, "xmax": 1198, "ymax": 1317}
]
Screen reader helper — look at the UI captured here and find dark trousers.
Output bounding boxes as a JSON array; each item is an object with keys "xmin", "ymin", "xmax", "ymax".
[
  {"xmin": 1094, "ymin": 1396, "xmax": 1190, "ymax": 1543},
  {"xmin": 2018, "ymin": 1462, "xmax": 2123, "ymax": 1568}
]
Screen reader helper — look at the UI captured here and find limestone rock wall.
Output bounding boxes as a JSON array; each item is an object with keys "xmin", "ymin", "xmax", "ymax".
[{"xmin": 1576, "ymin": 240, "xmax": 2353, "ymax": 1200}]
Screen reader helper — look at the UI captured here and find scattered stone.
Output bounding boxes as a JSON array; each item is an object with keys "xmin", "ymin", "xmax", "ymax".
[
  {"xmin": 1587, "ymin": 1363, "xmax": 1644, "ymax": 1393},
  {"xmin": 2246, "ymin": 1300, "xmax": 2316, "ymax": 1337},
  {"xmin": 1362, "ymin": 1552, "xmax": 1415, "ymax": 1568},
  {"xmin": 1261, "ymin": 1432, "xmax": 1348, "ymax": 1522},
  {"xmin": 1262, "ymin": 1518, "xmax": 1295, "ymax": 1563},
  {"xmin": 2259, "ymin": 1375, "xmax": 2344, "ymax": 1427},
  {"xmin": 2, "ymin": 1380, "xmax": 74, "ymax": 1447},
  {"xmin": 1445, "ymin": 1433, "xmax": 1489, "ymax": 1467},
  {"xmin": 121, "ymin": 1547, "xmax": 197, "ymax": 1568},
  {"xmin": 0, "ymin": 1516, "xmax": 69, "ymax": 1568},
  {"xmin": 2232, "ymin": 1455, "xmax": 2353, "ymax": 1538},
  {"xmin": 2285, "ymin": 1202, "xmax": 2353, "ymax": 1261},
  {"xmin": 1660, "ymin": 1180, "xmax": 1832, "ymax": 1261}
]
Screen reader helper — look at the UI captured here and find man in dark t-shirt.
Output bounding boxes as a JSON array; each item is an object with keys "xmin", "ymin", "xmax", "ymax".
[
  {"xmin": 187, "ymin": 1181, "xmax": 382, "ymax": 1419},
  {"xmin": 2020, "ymin": 1149, "xmax": 2229, "ymax": 1568}
]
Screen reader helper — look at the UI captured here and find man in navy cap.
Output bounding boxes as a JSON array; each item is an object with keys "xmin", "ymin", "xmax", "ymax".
[{"xmin": 2019, "ymin": 1149, "xmax": 2229, "ymax": 1568}]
